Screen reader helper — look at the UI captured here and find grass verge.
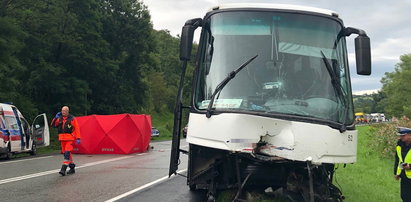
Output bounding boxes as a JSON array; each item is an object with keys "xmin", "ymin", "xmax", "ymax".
[{"xmin": 336, "ymin": 125, "xmax": 400, "ymax": 201}]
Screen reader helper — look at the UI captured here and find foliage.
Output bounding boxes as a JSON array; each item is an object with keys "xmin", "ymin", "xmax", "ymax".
[
  {"xmin": 353, "ymin": 53, "xmax": 411, "ymax": 119},
  {"xmin": 0, "ymin": 0, "xmax": 190, "ymax": 127},
  {"xmin": 337, "ymin": 125, "xmax": 400, "ymax": 202},
  {"xmin": 150, "ymin": 111, "xmax": 174, "ymax": 141},
  {"xmin": 353, "ymin": 91, "xmax": 386, "ymax": 114},
  {"xmin": 146, "ymin": 30, "xmax": 181, "ymax": 113},
  {"xmin": 353, "ymin": 94, "xmax": 375, "ymax": 113},
  {"xmin": 367, "ymin": 119, "xmax": 411, "ymax": 158},
  {"xmin": 0, "ymin": 15, "xmax": 28, "ymax": 112},
  {"xmin": 380, "ymin": 54, "xmax": 411, "ymax": 118}
]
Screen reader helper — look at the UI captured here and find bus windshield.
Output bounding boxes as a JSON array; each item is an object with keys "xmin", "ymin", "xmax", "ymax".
[{"xmin": 194, "ymin": 11, "xmax": 354, "ymax": 124}]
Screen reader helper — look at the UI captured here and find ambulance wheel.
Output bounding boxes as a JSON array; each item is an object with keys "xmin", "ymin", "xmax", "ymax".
[
  {"xmin": 5, "ymin": 146, "xmax": 12, "ymax": 160},
  {"xmin": 30, "ymin": 143, "xmax": 37, "ymax": 156}
]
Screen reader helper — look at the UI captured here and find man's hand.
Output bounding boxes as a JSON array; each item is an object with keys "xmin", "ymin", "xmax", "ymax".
[
  {"xmin": 55, "ymin": 112, "xmax": 62, "ymax": 118},
  {"xmin": 76, "ymin": 139, "xmax": 81, "ymax": 145},
  {"xmin": 404, "ymin": 163, "xmax": 411, "ymax": 170},
  {"xmin": 394, "ymin": 175, "xmax": 401, "ymax": 180}
]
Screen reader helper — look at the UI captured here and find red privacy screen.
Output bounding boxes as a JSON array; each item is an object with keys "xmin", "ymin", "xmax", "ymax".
[{"xmin": 73, "ymin": 114, "xmax": 152, "ymax": 154}]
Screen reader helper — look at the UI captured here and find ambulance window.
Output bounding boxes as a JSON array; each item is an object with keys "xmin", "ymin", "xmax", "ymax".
[
  {"xmin": 5, "ymin": 116, "xmax": 19, "ymax": 130},
  {"xmin": 0, "ymin": 116, "xmax": 5, "ymax": 128},
  {"xmin": 21, "ymin": 118, "xmax": 30, "ymax": 135}
]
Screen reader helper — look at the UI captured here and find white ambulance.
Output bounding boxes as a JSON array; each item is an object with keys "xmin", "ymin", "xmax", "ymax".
[{"xmin": 0, "ymin": 103, "xmax": 49, "ymax": 159}]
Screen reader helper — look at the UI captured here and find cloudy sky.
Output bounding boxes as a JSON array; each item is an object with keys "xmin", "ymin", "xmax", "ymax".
[{"xmin": 142, "ymin": 0, "xmax": 411, "ymax": 94}]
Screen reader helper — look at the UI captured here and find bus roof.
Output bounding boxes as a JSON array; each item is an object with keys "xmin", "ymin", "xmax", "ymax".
[{"xmin": 210, "ymin": 3, "xmax": 338, "ymax": 17}]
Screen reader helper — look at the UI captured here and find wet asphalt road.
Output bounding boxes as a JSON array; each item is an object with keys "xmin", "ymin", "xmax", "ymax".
[
  {"xmin": 0, "ymin": 140, "xmax": 203, "ymax": 202},
  {"xmin": 116, "ymin": 172, "xmax": 207, "ymax": 202}
]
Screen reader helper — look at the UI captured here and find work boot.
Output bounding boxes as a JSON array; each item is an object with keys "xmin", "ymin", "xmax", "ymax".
[
  {"xmin": 67, "ymin": 163, "xmax": 76, "ymax": 175},
  {"xmin": 59, "ymin": 164, "xmax": 68, "ymax": 176}
]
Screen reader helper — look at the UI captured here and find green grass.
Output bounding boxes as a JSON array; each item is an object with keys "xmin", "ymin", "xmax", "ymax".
[
  {"xmin": 337, "ymin": 125, "xmax": 400, "ymax": 201},
  {"xmin": 150, "ymin": 112, "xmax": 176, "ymax": 141},
  {"xmin": 149, "ymin": 111, "xmax": 190, "ymax": 142}
]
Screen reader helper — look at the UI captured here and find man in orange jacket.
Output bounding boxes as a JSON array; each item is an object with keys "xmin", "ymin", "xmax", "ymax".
[{"xmin": 51, "ymin": 106, "xmax": 81, "ymax": 176}]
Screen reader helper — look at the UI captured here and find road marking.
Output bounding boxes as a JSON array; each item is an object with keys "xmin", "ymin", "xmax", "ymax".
[
  {"xmin": 0, "ymin": 156, "xmax": 53, "ymax": 165},
  {"xmin": 76, "ymin": 156, "xmax": 134, "ymax": 168},
  {"xmin": 0, "ymin": 155, "xmax": 134, "ymax": 185},
  {"xmin": 105, "ymin": 169, "xmax": 187, "ymax": 202}
]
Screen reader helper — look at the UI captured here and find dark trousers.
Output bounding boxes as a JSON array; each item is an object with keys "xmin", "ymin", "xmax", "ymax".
[{"xmin": 401, "ymin": 178, "xmax": 411, "ymax": 202}]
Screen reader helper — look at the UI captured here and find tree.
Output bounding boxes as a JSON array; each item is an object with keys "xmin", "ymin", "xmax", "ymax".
[
  {"xmin": 0, "ymin": 17, "xmax": 25, "ymax": 99},
  {"xmin": 146, "ymin": 30, "xmax": 198, "ymax": 113},
  {"xmin": 0, "ymin": 0, "xmax": 190, "ymax": 121},
  {"xmin": 98, "ymin": 0, "xmax": 154, "ymax": 114},
  {"xmin": 353, "ymin": 94, "xmax": 374, "ymax": 113},
  {"xmin": 0, "ymin": 4, "xmax": 40, "ymax": 118},
  {"xmin": 1, "ymin": 0, "xmax": 157, "ymax": 116},
  {"xmin": 380, "ymin": 54, "xmax": 411, "ymax": 118}
]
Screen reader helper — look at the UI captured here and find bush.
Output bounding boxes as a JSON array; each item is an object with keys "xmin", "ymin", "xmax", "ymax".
[{"xmin": 367, "ymin": 119, "xmax": 411, "ymax": 158}]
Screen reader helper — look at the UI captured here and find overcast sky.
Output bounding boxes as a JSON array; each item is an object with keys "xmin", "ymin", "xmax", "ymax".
[{"xmin": 142, "ymin": 0, "xmax": 411, "ymax": 94}]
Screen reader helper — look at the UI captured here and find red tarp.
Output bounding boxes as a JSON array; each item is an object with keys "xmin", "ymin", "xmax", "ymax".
[{"xmin": 72, "ymin": 114, "xmax": 152, "ymax": 154}]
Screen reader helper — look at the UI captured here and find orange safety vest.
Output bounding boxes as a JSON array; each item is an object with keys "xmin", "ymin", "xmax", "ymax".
[{"xmin": 51, "ymin": 115, "xmax": 81, "ymax": 141}]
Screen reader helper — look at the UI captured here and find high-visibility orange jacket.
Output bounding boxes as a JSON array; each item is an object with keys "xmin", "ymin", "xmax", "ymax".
[{"xmin": 51, "ymin": 114, "xmax": 81, "ymax": 141}]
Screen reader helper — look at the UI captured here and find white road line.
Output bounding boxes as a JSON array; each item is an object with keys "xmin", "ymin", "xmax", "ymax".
[
  {"xmin": 105, "ymin": 169, "xmax": 188, "ymax": 202},
  {"xmin": 0, "ymin": 156, "xmax": 53, "ymax": 165},
  {"xmin": 76, "ymin": 156, "xmax": 135, "ymax": 168},
  {"xmin": 0, "ymin": 155, "xmax": 134, "ymax": 185},
  {"xmin": 0, "ymin": 170, "xmax": 57, "ymax": 184}
]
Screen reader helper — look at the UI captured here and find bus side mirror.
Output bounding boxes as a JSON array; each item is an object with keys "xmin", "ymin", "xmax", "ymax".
[
  {"xmin": 180, "ymin": 18, "xmax": 202, "ymax": 61},
  {"xmin": 355, "ymin": 35, "xmax": 371, "ymax": 75},
  {"xmin": 345, "ymin": 27, "xmax": 371, "ymax": 75}
]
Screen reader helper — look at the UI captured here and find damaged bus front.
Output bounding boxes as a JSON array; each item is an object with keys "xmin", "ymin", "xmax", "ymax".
[{"xmin": 170, "ymin": 3, "xmax": 371, "ymax": 201}]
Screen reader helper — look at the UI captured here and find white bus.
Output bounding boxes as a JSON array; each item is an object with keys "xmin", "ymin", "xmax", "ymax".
[{"xmin": 169, "ymin": 3, "xmax": 371, "ymax": 201}]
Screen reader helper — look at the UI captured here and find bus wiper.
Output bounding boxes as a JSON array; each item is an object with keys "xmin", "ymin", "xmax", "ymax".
[
  {"xmin": 320, "ymin": 51, "xmax": 348, "ymax": 132},
  {"xmin": 206, "ymin": 54, "xmax": 258, "ymax": 118}
]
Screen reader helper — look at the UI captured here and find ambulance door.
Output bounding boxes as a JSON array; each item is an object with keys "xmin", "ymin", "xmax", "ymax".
[
  {"xmin": 32, "ymin": 114, "xmax": 50, "ymax": 147},
  {"xmin": 11, "ymin": 107, "xmax": 26, "ymax": 150},
  {"xmin": 21, "ymin": 118, "xmax": 31, "ymax": 149},
  {"xmin": 4, "ymin": 110, "xmax": 22, "ymax": 152},
  {"xmin": 0, "ymin": 111, "xmax": 8, "ymax": 150}
]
